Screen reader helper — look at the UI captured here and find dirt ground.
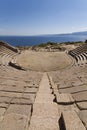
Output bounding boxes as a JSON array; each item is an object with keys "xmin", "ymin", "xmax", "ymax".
[{"xmin": 16, "ymin": 50, "xmax": 72, "ymax": 71}]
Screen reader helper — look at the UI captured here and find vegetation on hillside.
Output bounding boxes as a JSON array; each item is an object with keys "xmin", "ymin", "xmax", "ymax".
[
  {"xmin": 60, "ymin": 41, "xmax": 84, "ymax": 45},
  {"xmin": 37, "ymin": 41, "xmax": 57, "ymax": 47},
  {"xmin": 16, "ymin": 41, "xmax": 84, "ymax": 51}
]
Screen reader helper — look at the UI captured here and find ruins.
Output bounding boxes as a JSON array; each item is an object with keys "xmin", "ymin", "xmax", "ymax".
[{"xmin": 0, "ymin": 41, "xmax": 87, "ymax": 130}]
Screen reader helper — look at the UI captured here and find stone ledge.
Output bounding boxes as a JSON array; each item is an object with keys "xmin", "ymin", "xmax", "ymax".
[
  {"xmin": 29, "ymin": 116, "xmax": 59, "ymax": 130},
  {"xmin": 55, "ymin": 93, "xmax": 75, "ymax": 104},
  {"xmin": 62, "ymin": 110, "xmax": 86, "ymax": 130}
]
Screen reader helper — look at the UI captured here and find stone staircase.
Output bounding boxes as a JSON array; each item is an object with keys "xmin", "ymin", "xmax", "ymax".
[
  {"xmin": 29, "ymin": 73, "xmax": 59, "ymax": 130},
  {"xmin": 0, "ymin": 64, "xmax": 42, "ymax": 130},
  {"xmin": 49, "ymin": 75, "xmax": 86, "ymax": 130},
  {"xmin": 29, "ymin": 73, "xmax": 86, "ymax": 130},
  {"xmin": 0, "ymin": 64, "xmax": 86, "ymax": 130},
  {"xmin": 49, "ymin": 63, "xmax": 87, "ymax": 130}
]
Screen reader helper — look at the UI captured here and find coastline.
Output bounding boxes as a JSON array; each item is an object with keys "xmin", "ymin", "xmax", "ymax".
[{"xmin": 0, "ymin": 34, "xmax": 86, "ymax": 47}]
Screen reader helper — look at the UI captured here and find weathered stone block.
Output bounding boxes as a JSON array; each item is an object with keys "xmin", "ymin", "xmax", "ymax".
[
  {"xmin": 11, "ymin": 97, "xmax": 33, "ymax": 105},
  {"xmin": 77, "ymin": 102, "xmax": 87, "ymax": 110},
  {"xmin": 62, "ymin": 110, "xmax": 86, "ymax": 130},
  {"xmin": 79, "ymin": 110, "xmax": 87, "ymax": 128},
  {"xmin": 56, "ymin": 93, "xmax": 74, "ymax": 104},
  {"xmin": 6, "ymin": 104, "xmax": 32, "ymax": 116},
  {"xmin": 0, "ymin": 113, "xmax": 28, "ymax": 130},
  {"xmin": 29, "ymin": 116, "xmax": 59, "ymax": 130},
  {"xmin": 32, "ymin": 103, "xmax": 59, "ymax": 118}
]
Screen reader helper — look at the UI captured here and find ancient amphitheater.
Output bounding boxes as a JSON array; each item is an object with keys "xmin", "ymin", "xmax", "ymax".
[{"xmin": 0, "ymin": 41, "xmax": 87, "ymax": 130}]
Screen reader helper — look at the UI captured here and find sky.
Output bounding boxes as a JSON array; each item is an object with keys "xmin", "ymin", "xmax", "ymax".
[{"xmin": 0, "ymin": 0, "xmax": 87, "ymax": 35}]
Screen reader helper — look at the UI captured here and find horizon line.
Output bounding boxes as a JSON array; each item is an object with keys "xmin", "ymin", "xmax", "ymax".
[{"xmin": 0, "ymin": 30, "xmax": 87, "ymax": 37}]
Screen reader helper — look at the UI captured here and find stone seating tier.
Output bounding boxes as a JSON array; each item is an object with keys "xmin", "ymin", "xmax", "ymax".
[
  {"xmin": 68, "ymin": 43, "xmax": 87, "ymax": 66},
  {"xmin": 0, "ymin": 46, "xmax": 17, "ymax": 56},
  {"xmin": 0, "ymin": 42, "xmax": 20, "ymax": 66},
  {"xmin": 0, "ymin": 41, "xmax": 19, "ymax": 53},
  {"xmin": 0, "ymin": 64, "xmax": 43, "ymax": 130},
  {"xmin": 83, "ymin": 53, "xmax": 87, "ymax": 60}
]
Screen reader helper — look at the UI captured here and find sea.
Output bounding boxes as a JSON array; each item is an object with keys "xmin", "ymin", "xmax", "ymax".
[{"xmin": 0, "ymin": 34, "xmax": 87, "ymax": 47}]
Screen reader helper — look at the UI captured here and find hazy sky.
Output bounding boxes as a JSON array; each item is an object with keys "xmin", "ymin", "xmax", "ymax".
[{"xmin": 0, "ymin": 0, "xmax": 87, "ymax": 35}]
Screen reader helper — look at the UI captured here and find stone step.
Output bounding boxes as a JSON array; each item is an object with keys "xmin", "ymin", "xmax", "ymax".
[
  {"xmin": 79, "ymin": 110, "xmax": 87, "ymax": 128},
  {"xmin": 59, "ymin": 85, "xmax": 87, "ymax": 94},
  {"xmin": 62, "ymin": 110, "xmax": 86, "ymax": 130},
  {"xmin": 29, "ymin": 116, "xmax": 59, "ymax": 130},
  {"xmin": 0, "ymin": 96, "xmax": 12, "ymax": 104},
  {"xmin": 0, "ymin": 104, "xmax": 31, "ymax": 130},
  {"xmin": 77, "ymin": 102, "xmax": 87, "ymax": 110},
  {"xmin": 58, "ymin": 103, "xmax": 79, "ymax": 112},
  {"xmin": 48, "ymin": 76, "xmax": 58, "ymax": 90},
  {"xmin": 72, "ymin": 91, "xmax": 87, "ymax": 102},
  {"xmin": 0, "ymin": 103, "xmax": 8, "ymax": 108},
  {"xmin": 6, "ymin": 104, "xmax": 31, "ymax": 116},
  {"xmin": 55, "ymin": 93, "xmax": 74, "ymax": 104},
  {"xmin": 10, "ymin": 97, "xmax": 34, "ymax": 105},
  {"xmin": 0, "ymin": 113, "xmax": 29, "ymax": 130}
]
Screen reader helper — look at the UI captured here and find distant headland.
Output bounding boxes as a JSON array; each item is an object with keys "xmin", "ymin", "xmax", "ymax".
[{"xmin": 0, "ymin": 31, "xmax": 87, "ymax": 46}]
